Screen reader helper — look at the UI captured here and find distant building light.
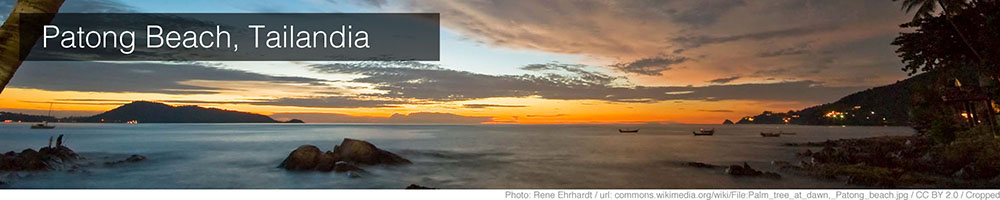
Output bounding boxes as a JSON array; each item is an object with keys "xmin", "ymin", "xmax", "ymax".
[{"xmin": 824, "ymin": 111, "xmax": 845, "ymax": 119}]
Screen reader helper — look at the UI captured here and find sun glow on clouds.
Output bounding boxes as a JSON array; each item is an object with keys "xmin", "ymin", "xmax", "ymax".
[
  {"xmin": 0, "ymin": 58, "xmax": 864, "ymax": 124},
  {"xmin": 0, "ymin": 0, "xmax": 919, "ymax": 124},
  {"xmin": 0, "ymin": 86, "xmax": 815, "ymax": 124}
]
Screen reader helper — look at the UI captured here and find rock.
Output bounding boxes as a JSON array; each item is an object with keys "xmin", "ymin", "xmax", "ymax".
[
  {"xmin": 314, "ymin": 151, "xmax": 339, "ymax": 172},
  {"xmin": 333, "ymin": 161, "xmax": 365, "ymax": 173},
  {"xmin": 277, "ymin": 146, "xmax": 367, "ymax": 173},
  {"xmin": 760, "ymin": 172, "xmax": 782, "ymax": 179},
  {"xmin": 770, "ymin": 160, "xmax": 801, "ymax": 171},
  {"xmin": 38, "ymin": 145, "xmax": 79, "ymax": 162},
  {"xmin": 797, "ymin": 149, "xmax": 813, "ymax": 157},
  {"xmin": 952, "ymin": 168, "xmax": 967, "ymax": 178},
  {"xmin": 279, "ymin": 139, "xmax": 411, "ymax": 173},
  {"xmin": 333, "ymin": 138, "xmax": 411, "ymax": 165},
  {"xmin": 685, "ymin": 162, "xmax": 719, "ymax": 168},
  {"xmin": 406, "ymin": 184, "xmax": 435, "ymax": 189},
  {"xmin": 0, "ymin": 141, "xmax": 80, "ymax": 171},
  {"xmin": 725, "ymin": 162, "xmax": 780, "ymax": 179},
  {"xmin": 104, "ymin": 155, "xmax": 147, "ymax": 166},
  {"xmin": 4, "ymin": 149, "xmax": 47, "ymax": 171},
  {"xmin": 278, "ymin": 145, "xmax": 324, "ymax": 170},
  {"xmin": 725, "ymin": 163, "xmax": 757, "ymax": 176},
  {"xmin": 953, "ymin": 162, "xmax": 1000, "ymax": 180},
  {"xmin": 125, "ymin": 154, "xmax": 146, "ymax": 162}
]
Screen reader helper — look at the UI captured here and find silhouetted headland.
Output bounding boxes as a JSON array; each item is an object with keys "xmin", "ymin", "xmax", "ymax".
[{"xmin": 2, "ymin": 101, "xmax": 305, "ymax": 123}]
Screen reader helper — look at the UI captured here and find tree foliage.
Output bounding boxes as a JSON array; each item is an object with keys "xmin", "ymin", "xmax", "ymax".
[{"xmin": 893, "ymin": 0, "xmax": 1000, "ymax": 77}]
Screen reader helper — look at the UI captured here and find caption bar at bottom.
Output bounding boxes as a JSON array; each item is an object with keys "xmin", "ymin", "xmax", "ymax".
[{"xmin": 504, "ymin": 190, "xmax": 1000, "ymax": 200}]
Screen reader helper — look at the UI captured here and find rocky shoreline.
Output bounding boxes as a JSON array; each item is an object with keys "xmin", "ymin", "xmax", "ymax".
[
  {"xmin": 781, "ymin": 135, "xmax": 1000, "ymax": 188},
  {"xmin": 682, "ymin": 130, "xmax": 1000, "ymax": 188},
  {"xmin": 684, "ymin": 162, "xmax": 782, "ymax": 179},
  {"xmin": 1, "ymin": 135, "xmax": 81, "ymax": 172},
  {"xmin": 0, "ymin": 135, "xmax": 147, "ymax": 187}
]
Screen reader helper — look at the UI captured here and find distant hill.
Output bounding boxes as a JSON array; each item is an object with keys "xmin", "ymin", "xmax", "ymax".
[
  {"xmin": 0, "ymin": 112, "xmax": 57, "ymax": 122},
  {"xmin": 72, "ymin": 101, "xmax": 280, "ymax": 123},
  {"xmin": 730, "ymin": 72, "xmax": 937, "ymax": 126}
]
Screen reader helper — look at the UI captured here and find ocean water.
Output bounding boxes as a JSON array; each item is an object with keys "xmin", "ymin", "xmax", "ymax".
[{"xmin": 0, "ymin": 123, "xmax": 914, "ymax": 189}]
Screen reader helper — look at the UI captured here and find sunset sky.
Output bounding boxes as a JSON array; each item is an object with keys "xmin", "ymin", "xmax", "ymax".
[{"xmin": 0, "ymin": 0, "xmax": 915, "ymax": 124}]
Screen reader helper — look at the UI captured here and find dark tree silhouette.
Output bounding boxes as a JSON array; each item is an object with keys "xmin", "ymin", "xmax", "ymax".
[
  {"xmin": 895, "ymin": 0, "xmax": 983, "ymax": 66},
  {"xmin": 893, "ymin": 0, "xmax": 999, "ymax": 78},
  {"xmin": 0, "ymin": 0, "xmax": 65, "ymax": 94}
]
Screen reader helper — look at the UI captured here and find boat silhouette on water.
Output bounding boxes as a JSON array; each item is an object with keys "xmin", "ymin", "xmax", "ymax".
[
  {"xmin": 31, "ymin": 103, "xmax": 56, "ymax": 129},
  {"xmin": 618, "ymin": 129, "xmax": 639, "ymax": 133},
  {"xmin": 30, "ymin": 122, "xmax": 54, "ymax": 129},
  {"xmin": 760, "ymin": 132, "xmax": 781, "ymax": 137},
  {"xmin": 692, "ymin": 128, "xmax": 714, "ymax": 136}
]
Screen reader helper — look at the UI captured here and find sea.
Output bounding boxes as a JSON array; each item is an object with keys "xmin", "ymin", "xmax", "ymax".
[{"xmin": 0, "ymin": 123, "xmax": 914, "ymax": 189}]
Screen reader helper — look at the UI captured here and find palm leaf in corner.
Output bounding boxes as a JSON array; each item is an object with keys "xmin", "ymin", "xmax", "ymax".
[{"xmin": 0, "ymin": 0, "xmax": 64, "ymax": 94}]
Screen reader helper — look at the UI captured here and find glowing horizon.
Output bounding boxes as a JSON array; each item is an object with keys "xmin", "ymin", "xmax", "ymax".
[{"xmin": 0, "ymin": 0, "xmax": 916, "ymax": 124}]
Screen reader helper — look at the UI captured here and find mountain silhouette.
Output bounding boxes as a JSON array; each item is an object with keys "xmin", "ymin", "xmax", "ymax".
[
  {"xmin": 75, "ymin": 101, "xmax": 279, "ymax": 123},
  {"xmin": 737, "ymin": 71, "xmax": 937, "ymax": 126}
]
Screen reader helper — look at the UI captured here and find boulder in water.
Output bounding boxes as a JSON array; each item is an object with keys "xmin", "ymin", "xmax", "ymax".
[
  {"xmin": 685, "ymin": 162, "xmax": 720, "ymax": 168},
  {"xmin": 278, "ymin": 145, "xmax": 324, "ymax": 170},
  {"xmin": 104, "ymin": 154, "xmax": 147, "ymax": 166},
  {"xmin": 725, "ymin": 162, "xmax": 781, "ymax": 179},
  {"xmin": 314, "ymin": 151, "xmax": 339, "ymax": 172},
  {"xmin": 279, "ymin": 139, "xmax": 411, "ymax": 173},
  {"xmin": 406, "ymin": 184, "xmax": 435, "ymax": 189},
  {"xmin": 125, "ymin": 155, "xmax": 146, "ymax": 162},
  {"xmin": 333, "ymin": 161, "xmax": 365, "ymax": 173},
  {"xmin": 332, "ymin": 138, "xmax": 411, "ymax": 165}
]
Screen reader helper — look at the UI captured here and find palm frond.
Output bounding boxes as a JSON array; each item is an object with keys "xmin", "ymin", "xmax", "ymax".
[{"xmin": 0, "ymin": 0, "xmax": 65, "ymax": 94}]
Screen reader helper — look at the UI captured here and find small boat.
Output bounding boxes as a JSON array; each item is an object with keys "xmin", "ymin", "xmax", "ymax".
[
  {"xmin": 692, "ymin": 128, "xmax": 714, "ymax": 136},
  {"xmin": 31, "ymin": 103, "xmax": 56, "ymax": 129},
  {"xmin": 618, "ymin": 129, "xmax": 639, "ymax": 133},
  {"xmin": 760, "ymin": 132, "xmax": 781, "ymax": 137},
  {"xmin": 31, "ymin": 122, "xmax": 55, "ymax": 129}
]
